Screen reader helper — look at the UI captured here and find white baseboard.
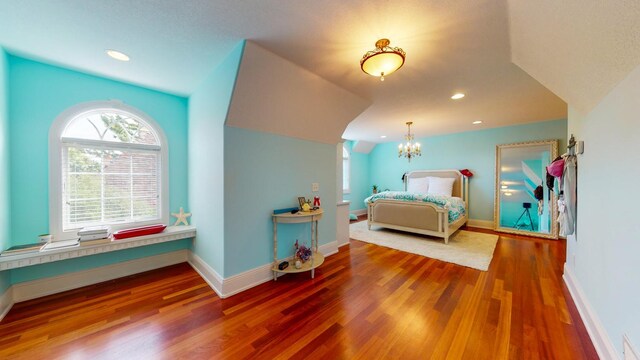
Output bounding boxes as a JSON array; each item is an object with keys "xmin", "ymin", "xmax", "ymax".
[
  {"xmin": 319, "ymin": 240, "xmax": 339, "ymax": 257},
  {"xmin": 350, "ymin": 209, "xmax": 367, "ymax": 216},
  {"xmin": 0, "ymin": 286, "xmax": 13, "ymax": 321},
  {"xmin": 187, "ymin": 252, "xmax": 223, "ymax": 297},
  {"xmin": 11, "ymin": 250, "xmax": 189, "ymax": 303},
  {"xmin": 467, "ymin": 218, "xmax": 494, "ymax": 229},
  {"xmin": 195, "ymin": 240, "xmax": 340, "ymax": 299},
  {"xmin": 563, "ymin": 263, "xmax": 619, "ymax": 360}
]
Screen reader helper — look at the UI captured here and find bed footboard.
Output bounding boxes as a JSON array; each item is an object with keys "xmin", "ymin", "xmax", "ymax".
[{"xmin": 367, "ymin": 200, "xmax": 465, "ymax": 244}]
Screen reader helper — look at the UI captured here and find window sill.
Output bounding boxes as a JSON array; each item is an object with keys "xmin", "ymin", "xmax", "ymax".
[{"xmin": 0, "ymin": 225, "xmax": 196, "ymax": 271}]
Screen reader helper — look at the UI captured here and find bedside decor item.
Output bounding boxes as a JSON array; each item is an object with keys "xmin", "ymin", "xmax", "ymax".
[
  {"xmin": 372, "ymin": 185, "xmax": 379, "ymax": 194},
  {"xmin": 301, "ymin": 203, "xmax": 311, "ymax": 212},
  {"xmin": 360, "ymin": 38, "xmax": 406, "ymax": 81},
  {"xmin": 278, "ymin": 261, "xmax": 289, "ymax": 270},
  {"xmin": 313, "ymin": 196, "xmax": 321, "ymax": 207},
  {"xmin": 171, "ymin": 207, "xmax": 192, "ymax": 226},
  {"xmin": 398, "ymin": 121, "xmax": 421, "ymax": 162},
  {"xmin": 295, "ymin": 260, "xmax": 302, "ymax": 269}
]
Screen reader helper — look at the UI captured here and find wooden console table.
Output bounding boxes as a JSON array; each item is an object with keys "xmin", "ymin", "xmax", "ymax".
[{"xmin": 272, "ymin": 209, "xmax": 324, "ymax": 280}]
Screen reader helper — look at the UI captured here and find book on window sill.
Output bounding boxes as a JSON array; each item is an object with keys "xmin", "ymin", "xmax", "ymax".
[
  {"xmin": 79, "ymin": 233, "xmax": 112, "ymax": 241},
  {"xmin": 78, "ymin": 225, "xmax": 112, "ymax": 236},
  {"xmin": 1, "ymin": 242, "xmax": 45, "ymax": 257},
  {"xmin": 41, "ymin": 239, "xmax": 80, "ymax": 251},
  {"xmin": 79, "ymin": 237, "xmax": 112, "ymax": 246}
]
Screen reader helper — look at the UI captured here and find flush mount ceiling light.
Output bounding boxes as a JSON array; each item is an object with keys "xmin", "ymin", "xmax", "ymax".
[
  {"xmin": 472, "ymin": 120, "xmax": 483, "ymax": 125},
  {"xmin": 398, "ymin": 121, "xmax": 421, "ymax": 162},
  {"xmin": 380, "ymin": 135, "xmax": 387, "ymax": 139},
  {"xmin": 106, "ymin": 49, "xmax": 130, "ymax": 61},
  {"xmin": 360, "ymin": 39, "xmax": 406, "ymax": 81},
  {"xmin": 451, "ymin": 93, "xmax": 465, "ymax": 100}
]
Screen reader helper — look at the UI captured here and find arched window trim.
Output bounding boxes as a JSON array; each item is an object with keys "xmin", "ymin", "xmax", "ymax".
[
  {"xmin": 49, "ymin": 100, "xmax": 169, "ymax": 241},
  {"xmin": 342, "ymin": 144, "xmax": 350, "ymax": 194}
]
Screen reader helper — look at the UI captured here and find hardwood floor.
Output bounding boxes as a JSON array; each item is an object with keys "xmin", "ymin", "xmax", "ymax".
[{"xmin": 0, "ymin": 226, "xmax": 597, "ymax": 359}]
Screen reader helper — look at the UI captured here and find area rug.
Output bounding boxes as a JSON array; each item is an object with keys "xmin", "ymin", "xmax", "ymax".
[{"xmin": 349, "ymin": 221, "xmax": 499, "ymax": 271}]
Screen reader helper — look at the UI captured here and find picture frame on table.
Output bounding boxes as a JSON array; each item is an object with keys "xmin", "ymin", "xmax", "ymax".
[{"xmin": 297, "ymin": 197, "xmax": 307, "ymax": 209}]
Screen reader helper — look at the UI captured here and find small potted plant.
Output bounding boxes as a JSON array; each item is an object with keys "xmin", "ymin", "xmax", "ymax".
[{"xmin": 372, "ymin": 184, "xmax": 379, "ymax": 194}]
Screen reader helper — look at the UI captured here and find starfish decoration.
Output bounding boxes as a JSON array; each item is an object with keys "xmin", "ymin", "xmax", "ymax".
[{"xmin": 171, "ymin": 207, "xmax": 192, "ymax": 226}]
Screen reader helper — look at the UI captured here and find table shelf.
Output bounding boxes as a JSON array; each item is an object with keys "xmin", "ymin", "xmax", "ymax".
[{"xmin": 271, "ymin": 252, "xmax": 325, "ymax": 274}]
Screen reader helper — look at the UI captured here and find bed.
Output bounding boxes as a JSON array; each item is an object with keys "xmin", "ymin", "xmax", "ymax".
[{"xmin": 365, "ymin": 170, "xmax": 469, "ymax": 244}]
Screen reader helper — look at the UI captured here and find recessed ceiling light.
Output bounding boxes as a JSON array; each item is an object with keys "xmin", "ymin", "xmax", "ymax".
[
  {"xmin": 501, "ymin": 185, "xmax": 508, "ymax": 189},
  {"xmin": 504, "ymin": 192, "xmax": 512, "ymax": 196},
  {"xmin": 472, "ymin": 120, "xmax": 483, "ymax": 125},
  {"xmin": 380, "ymin": 135, "xmax": 387, "ymax": 139},
  {"xmin": 451, "ymin": 93, "xmax": 465, "ymax": 100},
  {"xmin": 106, "ymin": 49, "xmax": 130, "ymax": 61}
]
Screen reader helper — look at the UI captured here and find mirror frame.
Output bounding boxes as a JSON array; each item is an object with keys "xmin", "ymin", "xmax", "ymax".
[{"xmin": 494, "ymin": 139, "xmax": 559, "ymax": 239}]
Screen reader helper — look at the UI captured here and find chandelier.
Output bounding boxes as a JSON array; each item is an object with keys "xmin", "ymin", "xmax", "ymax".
[
  {"xmin": 360, "ymin": 39, "xmax": 406, "ymax": 81},
  {"xmin": 398, "ymin": 122, "xmax": 421, "ymax": 162}
]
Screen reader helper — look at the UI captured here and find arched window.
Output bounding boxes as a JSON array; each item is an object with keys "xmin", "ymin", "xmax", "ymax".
[
  {"xmin": 342, "ymin": 145, "xmax": 350, "ymax": 194},
  {"xmin": 49, "ymin": 101, "xmax": 168, "ymax": 241}
]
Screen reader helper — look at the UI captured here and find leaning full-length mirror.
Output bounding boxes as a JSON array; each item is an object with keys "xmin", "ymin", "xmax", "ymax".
[{"xmin": 494, "ymin": 140, "xmax": 559, "ymax": 239}]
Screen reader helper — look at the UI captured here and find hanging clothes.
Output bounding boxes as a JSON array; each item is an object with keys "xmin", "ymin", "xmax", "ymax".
[
  {"xmin": 562, "ymin": 154, "xmax": 577, "ymax": 236},
  {"xmin": 557, "ymin": 197, "xmax": 567, "ymax": 235}
]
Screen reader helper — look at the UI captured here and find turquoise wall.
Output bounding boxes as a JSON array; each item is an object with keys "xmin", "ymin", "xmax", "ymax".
[
  {"xmin": 368, "ymin": 119, "xmax": 567, "ymax": 220},
  {"xmin": 0, "ymin": 48, "xmax": 9, "ymax": 294},
  {"xmin": 188, "ymin": 41, "xmax": 245, "ymax": 276},
  {"xmin": 342, "ymin": 141, "xmax": 370, "ymax": 212},
  {"xmin": 224, "ymin": 126, "xmax": 337, "ymax": 277},
  {"xmin": 8, "ymin": 56, "xmax": 189, "ymax": 244}
]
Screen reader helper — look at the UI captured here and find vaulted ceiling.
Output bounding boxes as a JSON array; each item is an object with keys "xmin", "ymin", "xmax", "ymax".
[{"xmin": 0, "ymin": 1, "xmax": 637, "ymax": 144}]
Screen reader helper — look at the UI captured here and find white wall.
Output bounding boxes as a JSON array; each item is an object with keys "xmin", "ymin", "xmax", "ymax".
[{"xmin": 567, "ymin": 62, "xmax": 640, "ymax": 358}]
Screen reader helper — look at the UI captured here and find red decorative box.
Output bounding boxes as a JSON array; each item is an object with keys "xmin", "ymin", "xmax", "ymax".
[{"xmin": 113, "ymin": 224, "xmax": 167, "ymax": 240}]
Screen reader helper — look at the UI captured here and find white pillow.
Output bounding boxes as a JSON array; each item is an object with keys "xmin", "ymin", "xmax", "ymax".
[
  {"xmin": 406, "ymin": 177, "xmax": 429, "ymax": 194},
  {"xmin": 427, "ymin": 177, "xmax": 456, "ymax": 197}
]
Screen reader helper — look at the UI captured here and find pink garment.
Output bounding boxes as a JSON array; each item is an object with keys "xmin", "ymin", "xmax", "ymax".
[{"xmin": 547, "ymin": 158, "xmax": 565, "ymax": 178}]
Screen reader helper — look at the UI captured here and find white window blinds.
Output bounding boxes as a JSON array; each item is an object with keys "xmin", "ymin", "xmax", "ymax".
[{"xmin": 60, "ymin": 111, "xmax": 162, "ymax": 232}]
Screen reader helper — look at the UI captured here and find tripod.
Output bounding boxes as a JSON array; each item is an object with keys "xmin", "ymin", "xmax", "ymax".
[{"xmin": 513, "ymin": 203, "xmax": 535, "ymax": 231}]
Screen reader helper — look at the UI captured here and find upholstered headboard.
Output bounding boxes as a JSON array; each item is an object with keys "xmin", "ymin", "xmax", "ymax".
[{"xmin": 404, "ymin": 169, "xmax": 466, "ymax": 200}]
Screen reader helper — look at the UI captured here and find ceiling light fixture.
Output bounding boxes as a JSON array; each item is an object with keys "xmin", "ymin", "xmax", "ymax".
[
  {"xmin": 380, "ymin": 135, "xmax": 387, "ymax": 139},
  {"xmin": 504, "ymin": 192, "xmax": 513, "ymax": 196},
  {"xmin": 472, "ymin": 120, "xmax": 483, "ymax": 125},
  {"xmin": 398, "ymin": 121, "xmax": 421, "ymax": 162},
  {"xmin": 106, "ymin": 49, "xmax": 130, "ymax": 61},
  {"xmin": 501, "ymin": 185, "xmax": 508, "ymax": 189},
  {"xmin": 360, "ymin": 39, "xmax": 406, "ymax": 82},
  {"xmin": 451, "ymin": 93, "xmax": 465, "ymax": 100}
]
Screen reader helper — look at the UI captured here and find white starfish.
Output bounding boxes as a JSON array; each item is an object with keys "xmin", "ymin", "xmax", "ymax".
[{"xmin": 171, "ymin": 207, "xmax": 192, "ymax": 226}]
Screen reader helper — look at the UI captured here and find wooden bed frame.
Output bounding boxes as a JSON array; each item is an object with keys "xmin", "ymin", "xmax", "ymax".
[{"xmin": 367, "ymin": 170, "xmax": 469, "ymax": 244}]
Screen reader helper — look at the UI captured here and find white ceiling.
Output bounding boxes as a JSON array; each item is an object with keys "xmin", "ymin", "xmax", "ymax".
[
  {"xmin": 508, "ymin": 0, "xmax": 640, "ymax": 115},
  {"xmin": 0, "ymin": 0, "xmax": 570, "ymax": 142}
]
